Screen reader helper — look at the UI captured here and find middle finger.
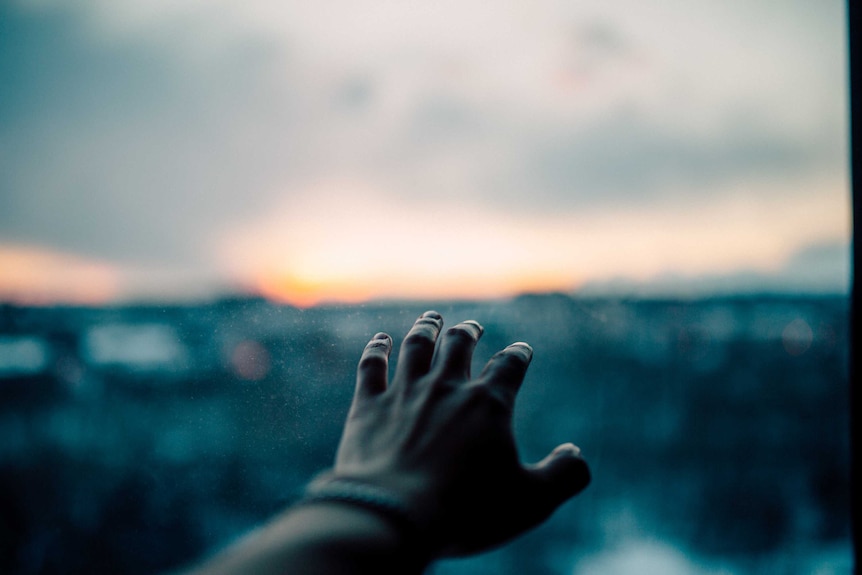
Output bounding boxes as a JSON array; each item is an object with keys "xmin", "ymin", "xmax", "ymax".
[{"xmin": 432, "ymin": 320, "xmax": 484, "ymax": 380}]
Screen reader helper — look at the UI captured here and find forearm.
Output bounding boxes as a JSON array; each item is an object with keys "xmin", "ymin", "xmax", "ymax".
[{"xmin": 184, "ymin": 502, "xmax": 430, "ymax": 575}]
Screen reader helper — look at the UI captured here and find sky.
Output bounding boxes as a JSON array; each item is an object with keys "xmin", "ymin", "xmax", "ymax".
[{"xmin": 0, "ymin": 0, "xmax": 851, "ymax": 306}]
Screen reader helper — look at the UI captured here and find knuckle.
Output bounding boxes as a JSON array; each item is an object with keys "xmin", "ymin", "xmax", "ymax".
[
  {"xmin": 490, "ymin": 351, "xmax": 527, "ymax": 374},
  {"xmin": 446, "ymin": 325, "xmax": 478, "ymax": 341},
  {"xmin": 358, "ymin": 352, "xmax": 387, "ymax": 373},
  {"xmin": 423, "ymin": 376, "xmax": 458, "ymax": 400},
  {"xmin": 467, "ymin": 383, "xmax": 510, "ymax": 412},
  {"xmin": 403, "ymin": 325, "xmax": 438, "ymax": 347},
  {"xmin": 364, "ymin": 339, "xmax": 389, "ymax": 351},
  {"xmin": 467, "ymin": 383, "xmax": 492, "ymax": 401},
  {"xmin": 414, "ymin": 316, "xmax": 442, "ymax": 328},
  {"xmin": 429, "ymin": 376, "xmax": 457, "ymax": 394}
]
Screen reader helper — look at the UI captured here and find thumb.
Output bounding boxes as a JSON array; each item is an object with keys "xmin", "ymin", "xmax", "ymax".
[{"xmin": 529, "ymin": 443, "xmax": 591, "ymax": 510}]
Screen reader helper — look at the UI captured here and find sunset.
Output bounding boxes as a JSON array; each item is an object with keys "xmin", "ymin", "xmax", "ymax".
[
  {"xmin": 0, "ymin": 2, "xmax": 855, "ymax": 573},
  {"xmin": 0, "ymin": 245, "xmax": 119, "ymax": 305},
  {"xmin": 0, "ymin": 0, "xmax": 849, "ymax": 305},
  {"xmin": 0, "ymin": 177, "xmax": 848, "ymax": 306},
  {"xmin": 220, "ymin": 176, "xmax": 849, "ymax": 306}
]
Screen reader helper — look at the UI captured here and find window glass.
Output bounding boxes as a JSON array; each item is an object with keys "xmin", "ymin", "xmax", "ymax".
[{"xmin": 0, "ymin": 1, "xmax": 850, "ymax": 574}]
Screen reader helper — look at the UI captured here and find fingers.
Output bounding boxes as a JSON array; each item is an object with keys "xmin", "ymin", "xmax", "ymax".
[
  {"xmin": 528, "ymin": 443, "xmax": 591, "ymax": 512},
  {"xmin": 355, "ymin": 332, "xmax": 392, "ymax": 399},
  {"xmin": 394, "ymin": 311, "xmax": 444, "ymax": 383},
  {"xmin": 479, "ymin": 342, "xmax": 532, "ymax": 402},
  {"xmin": 432, "ymin": 320, "xmax": 484, "ymax": 379}
]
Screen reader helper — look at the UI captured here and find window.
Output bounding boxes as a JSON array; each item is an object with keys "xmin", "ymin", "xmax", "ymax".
[{"xmin": 0, "ymin": 1, "xmax": 851, "ymax": 573}]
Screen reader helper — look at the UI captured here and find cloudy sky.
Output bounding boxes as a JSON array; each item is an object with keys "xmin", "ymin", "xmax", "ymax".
[{"xmin": 0, "ymin": 0, "xmax": 850, "ymax": 305}]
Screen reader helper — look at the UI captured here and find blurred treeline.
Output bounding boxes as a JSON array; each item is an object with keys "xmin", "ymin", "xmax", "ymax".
[{"xmin": 0, "ymin": 294, "xmax": 850, "ymax": 574}]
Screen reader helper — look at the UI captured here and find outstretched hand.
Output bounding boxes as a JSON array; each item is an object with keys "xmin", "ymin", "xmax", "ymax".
[{"xmin": 328, "ymin": 311, "xmax": 590, "ymax": 557}]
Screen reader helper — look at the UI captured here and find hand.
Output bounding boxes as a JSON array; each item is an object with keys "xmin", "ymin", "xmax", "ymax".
[{"xmin": 328, "ymin": 311, "xmax": 590, "ymax": 557}]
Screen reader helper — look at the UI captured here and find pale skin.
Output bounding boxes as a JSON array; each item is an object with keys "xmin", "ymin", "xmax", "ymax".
[{"xmin": 183, "ymin": 311, "xmax": 590, "ymax": 574}]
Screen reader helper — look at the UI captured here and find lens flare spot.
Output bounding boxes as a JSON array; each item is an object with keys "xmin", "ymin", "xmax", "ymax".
[
  {"xmin": 230, "ymin": 340, "xmax": 271, "ymax": 381},
  {"xmin": 782, "ymin": 318, "xmax": 813, "ymax": 356}
]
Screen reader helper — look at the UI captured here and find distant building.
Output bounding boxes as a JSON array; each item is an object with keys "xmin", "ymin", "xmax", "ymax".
[{"xmin": 82, "ymin": 323, "xmax": 189, "ymax": 375}]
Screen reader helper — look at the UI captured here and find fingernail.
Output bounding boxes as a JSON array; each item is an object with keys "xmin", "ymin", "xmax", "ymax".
[
  {"xmin": 372, "ymin": 332, "xmax": 391, "ymax": 341},
  {"xmin": 461, "ymin": 320, "xmax": 484, "ymax": 335},
  {"xmin": 421, "ymin": 310, "xmax": 442, "ymax": 320},
  {"xmin": 556, "ymin": 443, "xmax": 582, "ymax": 458},
  {"xmin": 507, "ymin": 342, "xmax": 533, "ymax": 359}
]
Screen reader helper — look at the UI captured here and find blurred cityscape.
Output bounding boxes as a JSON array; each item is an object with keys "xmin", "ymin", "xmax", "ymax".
[{"xmin": 0, "ymin": 294, "xmax": 851, "ymax": 574}]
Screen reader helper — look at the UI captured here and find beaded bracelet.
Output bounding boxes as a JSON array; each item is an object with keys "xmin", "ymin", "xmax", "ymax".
[{"xmin": 300, "ymin": 476, "xmax": 423, "ymax": 537}]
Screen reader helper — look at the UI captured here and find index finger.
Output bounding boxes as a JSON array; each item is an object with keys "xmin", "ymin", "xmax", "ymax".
[
  {"xmin": 355, "ymin": 332, "xmax": 393, "ymax": 399},
  {"xmin": 393, "ymin": 311, "xmax": 444, "ymax": 384}
]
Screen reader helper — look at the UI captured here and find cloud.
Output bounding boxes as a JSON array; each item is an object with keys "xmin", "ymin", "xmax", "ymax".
[
  {"xmin": 505, "ymin": 109, "xmax": 844, "ymax": 211},
  {"xmin": 578, "ymin": 240, "xmax": 851, "ymax": 297},
  {"xmin": 0, "ymin": 0, "xmax": 850, "ymax": 300},
  {"xmin": 0, "ymin": 2, "xmax": 295, "ymax": 264}
]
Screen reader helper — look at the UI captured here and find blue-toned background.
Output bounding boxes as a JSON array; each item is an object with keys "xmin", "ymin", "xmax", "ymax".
[
  {"xmin": 0, "ymin": 1, "xmax": 852, "ymax": 571},
  {"xmin": 0, "ymin": 295, "xmax": 850, "ymax": 573}
]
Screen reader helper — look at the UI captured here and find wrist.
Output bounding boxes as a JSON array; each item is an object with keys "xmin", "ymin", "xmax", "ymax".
[
  {"xmin": 287, "ymin": 502, "xmax": 429, "ymax": 572},
  {"xmin": 302, "ymin": 472, "xmax": 442, "ymax": 560}
]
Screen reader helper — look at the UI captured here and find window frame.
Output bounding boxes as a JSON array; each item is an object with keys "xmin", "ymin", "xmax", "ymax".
[{"xmin": 847, "ymin": 0, "xmax": 860, "ymax": 570}]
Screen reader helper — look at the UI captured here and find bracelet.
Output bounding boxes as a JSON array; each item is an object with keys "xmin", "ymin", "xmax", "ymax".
[{"xmin": 300, "ymin": 476, "xmax": 422, "ymax": 537}]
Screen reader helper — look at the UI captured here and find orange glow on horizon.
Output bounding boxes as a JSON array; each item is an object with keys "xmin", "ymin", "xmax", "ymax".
[
  {"xmin": 210, "ymin": 174, "xmax": 851, "ymax": 307},
  {"xmin": 257, "ymin": 274, "xmax": 375, "ymax": 308},
  {"xmin": 0, "ymin": 245, "xmax": 119, "ymax": 305},
  {"xmin": 256, "ymin": 269, "xmax": 579, "ymax": 307},
  {"xmin": 0, "ymin": 175, "xmax": 849, "ymax": 306},
  {"xmin": 219, "ymin": 175, "xmax": 849, "ymax": 308}
]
